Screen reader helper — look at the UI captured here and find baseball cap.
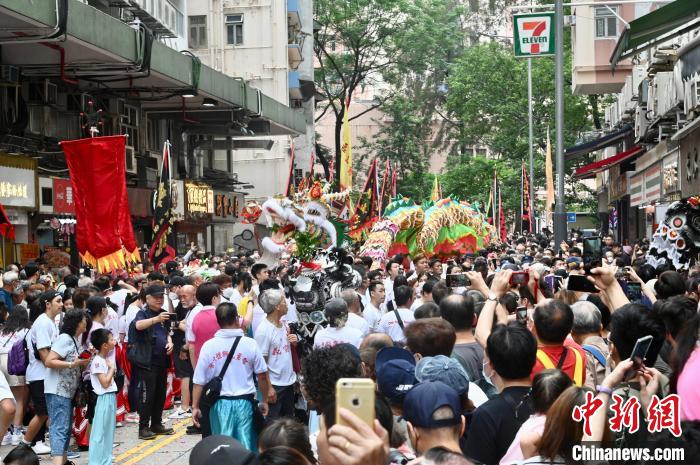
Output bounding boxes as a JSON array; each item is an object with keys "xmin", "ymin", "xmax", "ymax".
[
  {"xmin": 403, "ymin": 381, "xmax": 462, "ymax": 429},
  {"xmin": 189, "ymin": 435, "xmax": 259, "ymax": 465},
  {"xmin": 86, "ymin": 296, "xmax": 107, "ymax": 316},
  {"xmin": 144, "ymin": 284, "xmax": 165, "ymax": 297},
  {"xmin": 501, "ymin": 262, "xmax": 520, "ymax": 272},
  {"xmin": 415, "ymin": 355, "xmax": 469, "ymax": 396},
  {"xmin": 375, "ymin": 347, "xmax": 417, "ymax": 406}
]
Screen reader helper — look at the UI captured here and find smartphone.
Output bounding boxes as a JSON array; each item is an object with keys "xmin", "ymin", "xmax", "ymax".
[
  {"xmin": 516, "ymin": 306, "xmax": 528, "ymax": 324},
  {"xmin": 544, "ymin": 274, "xmax": 563, "ymax": 292},
  {"xmin": 566, "ymin": 274, "xmax": 599, "ymax": 293},
  {"xmin": 625, "ymin": 335, "xmax": 654, "ymax": 380},
  {"xmin": 446, "ymin": 273, "xmax": 470, "ymax": 288},
  {"xmin": 167, "ymin": 312, "xmax": 178, "ymax": 320},
  {"xmin": 625, "ymin": 282, "xmax": 642, "ymax": 301},
  {"xmin": 582, "ymin": 237, "xmax": 603, "ymax": 270},
  {"xmin": 336, "ymin": 378, "xmax": 375, "ymax": 428},
  {"xmin": 509, "ymin": 271, "xmax": 529, "ymax": 286}
]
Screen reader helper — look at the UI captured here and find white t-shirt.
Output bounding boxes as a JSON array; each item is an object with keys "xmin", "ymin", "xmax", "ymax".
[
  {"xmin": 105, "ymin": 308, "xmax": 120, "ymax": 341},
  {"xmin": 90, "ymin": 354, "xmax": 117, "ymax": 395},
  {"xmin": 26, "ymin": 313, "xmax": 58, "ymax": 382},
  {"xmin": 251, "ymin": 304, "xmax": 266, "ymax": 335},
  {"xmin": 123, "ymin": 303, "xmax": 142, "ymax": 343},
  {"xmin": 184, "ymin": 303, "xmax": 205, "ymax": 343},
  {"xmin": 384, "ymin": 277, "xmax": 395, "ymax": 304},
  {"xmin": 193, "ymin": 328, "xmax": 267, "ymax": 397},
  {"xmin": 0, "ymin": 328, "xmax": 29, "ymax": 355},
  {"xmin": 345, "ymin": 313, "xmax": 369, "ymax": 338},
  {"xmin": 230, "ymin": 288, "xmax": 244, "ymax": 307},
  {"xmin": 108, "ymin": 289, "xmax": 130, "ymax": 316},
  {"xmin": 377, "ymin": 308, "xmax": 415, "ymax": 343},
  {"xmin": 254, "ymin": 318, "xmax": 296, "ymax": 387},
  {"xmin": 313, "ymin": 326, "xmax": 363, "ymax": 349},
  {"xmin": 363, "ymin": 302, "xmax": 382, "ymax": 332}
]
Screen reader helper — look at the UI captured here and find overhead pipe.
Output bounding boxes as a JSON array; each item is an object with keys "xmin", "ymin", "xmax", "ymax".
[
  {"xmin": 39, "ymin": 42, "xmax": 78, "ymax": 86},
  {"xmin": 0, "ymin": 0, "xmax": 67, "ymax": 44}
]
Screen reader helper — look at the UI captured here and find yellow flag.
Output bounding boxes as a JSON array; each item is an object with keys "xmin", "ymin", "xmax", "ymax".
[
  {"xmin": 545, "ymin": 129, "xmax": 555, "ymax": 219},
  {"xmin": 340, "ymin": 99, "xmax": 352, "ymax": 190},
  {"xmin": 431, "ymin": 176, "xmax": 442, "ymax": 201}
]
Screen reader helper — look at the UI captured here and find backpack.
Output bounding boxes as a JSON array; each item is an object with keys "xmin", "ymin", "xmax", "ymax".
[
  {"xmin": 126, "ymin": 311, "xmax": 152, "ymax": 370},
  {"xmin": 8, "ymin": 332, "xmax": 30, "ymax": 376}
]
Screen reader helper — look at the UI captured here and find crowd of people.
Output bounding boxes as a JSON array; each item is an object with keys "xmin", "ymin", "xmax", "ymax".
[{"xmin": 0, "ymin": 232, "xmax": 698, "ymax": 465}]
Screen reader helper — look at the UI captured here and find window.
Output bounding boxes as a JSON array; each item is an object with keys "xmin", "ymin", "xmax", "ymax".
[
  {"xmin": 595, "ymin": 7, "xmax": 618, "ymax": 38},
  {"xmin": 226, "ymin": 14, "xmax": 244, "ymax": 45},
  {"xmin": 189, "ymin": 15, "xmax": 207, "ymax": 48}
]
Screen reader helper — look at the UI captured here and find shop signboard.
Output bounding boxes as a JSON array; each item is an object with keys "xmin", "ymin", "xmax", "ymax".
[
  {"xmin": 53, "ymin": 178, "xmax": 76, "ymax": 214},
  {"xmin": 662, "ymin": 150, "xmax": 680, "ymax": 202},
  {"xmin": 513, "ymin": 12, "xmax": 555, "ymax": 57},
  {"xmin": 14, "ymin": 243, "xmax": 40, "ymax": 264},
  {"xmin": 185, "ymin": 182, "xmax": 213, "ymax": 218},
  {"xmin": 213, "ymin": 191, "xmax": 243, "ymax": 222},
  {"xmin": 172, "ymin": 180, "xmax": 185, "ymax": 220},
  {"xmin": 0, "ymin": 166, "xmax": 36, "ymax": 208}
]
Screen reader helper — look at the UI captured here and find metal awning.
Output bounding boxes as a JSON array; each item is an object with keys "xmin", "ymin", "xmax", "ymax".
[
  {"xmin": 610, "ymin": 0, "xmax": 700, "ymax": 69},
  {"xmin": 573, "ymin": 146, "xmax": 644, "ymax": 179},
  {"xmin": 0, "ymin": 0, "xmax": 305, "ymax": 136},
  {"xmin": 565, "ymin": 124, "xmax": 632, "ymax": 160}
]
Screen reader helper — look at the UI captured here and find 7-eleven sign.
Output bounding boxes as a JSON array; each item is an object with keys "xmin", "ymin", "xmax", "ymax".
[{"xmin": 513, "ymin": 12, "xmax": 555, "ymax": 57}]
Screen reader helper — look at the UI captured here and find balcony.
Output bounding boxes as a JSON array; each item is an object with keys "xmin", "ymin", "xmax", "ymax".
[
  {"xmin": 287, "ymin": 0, "xmax": 301, "ymax": 32},
  {"xmin": 288, "ymin": 44, "xmax": 302, "ymax": 70},
  {"xmin": 111, "ymin": 0, "xmax": 184, "ymax": 38}
]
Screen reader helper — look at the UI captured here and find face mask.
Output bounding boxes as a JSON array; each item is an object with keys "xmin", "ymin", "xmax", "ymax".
[
  {"xmin": 168, "ymin": 292, "xmax": 178, "ymax": 301},
  {"xmin": 482, "ymin": 361, "xmax": 495, "ymax": 387}
]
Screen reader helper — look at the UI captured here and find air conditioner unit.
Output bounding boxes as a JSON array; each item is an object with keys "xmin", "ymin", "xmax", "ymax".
[
  {"xmin": 0, "ymin": 65, "xmax": 19, "ymax": 83},
  {"xmin": 684, "ymin": 76, "xmax": 700, "ymax": 115},
  {"xmin": 635, "ymin": 106, "xmax": 648, "ymax": 139},
  {"xmin": 126, "ymin": 146, "xmax": 137, "ymax": 174}
]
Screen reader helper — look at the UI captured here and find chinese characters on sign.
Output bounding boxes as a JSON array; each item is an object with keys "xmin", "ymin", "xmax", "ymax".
[
  {"xmin": 185, "ymin": 182, "xmax": 213, "ymax": 216},
  {"xmin": 53, "ymin": 178, "xmax": 76, "ymax": 214},
  {"xmin": 214, "ymin": 193, "xmax": 240, "ymax": 219},
  {"xmin": 573, "ymin": 393, "xmax": 681, "ymax": 438},
  {"xmin": 0, "ymin": 182, "xmax": 28, "ymax": 199}
]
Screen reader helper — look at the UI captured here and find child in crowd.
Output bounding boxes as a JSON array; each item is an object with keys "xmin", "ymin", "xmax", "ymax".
[{"xmin": 88, "ymin": 329, "xmax": 117, "ymax": 465}]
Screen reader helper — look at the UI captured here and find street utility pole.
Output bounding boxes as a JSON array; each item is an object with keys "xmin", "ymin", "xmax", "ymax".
[
  {"xmin": 553, "ymin": 0, "xmax": 567, "ymax": 249},
  {"xmin": 528, "ymin": 58, "xmax": 535, "ymax": 233}
]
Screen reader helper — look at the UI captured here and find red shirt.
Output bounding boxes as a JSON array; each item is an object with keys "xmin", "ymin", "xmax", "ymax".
[
  {"xmin": 531, "ymin": 339, "xmax": 587, "ymax": 386},
  {"xmin": 191, "ymin": 307, "xmax": 220, "ymax": 361}
]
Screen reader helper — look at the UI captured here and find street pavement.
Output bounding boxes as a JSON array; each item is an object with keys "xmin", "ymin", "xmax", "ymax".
[{"xmin": 0, "ymin": 410, "xmax": 201, "ymax": 465}]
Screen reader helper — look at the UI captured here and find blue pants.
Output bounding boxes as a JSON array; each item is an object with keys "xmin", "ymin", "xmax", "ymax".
[
  {"xmin": 210, "ymin": 398, "xmax": 256, "ymax": 451},
  {"xmin": 88, "ymin": 393, "xmax": 116, "ymax": 465},
  {"xmin": 45, "ymin": 393, "xmax": 73, "ymax": 457}
]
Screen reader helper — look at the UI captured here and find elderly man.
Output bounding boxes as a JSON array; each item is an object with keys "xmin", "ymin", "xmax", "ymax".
[
  {"xmin": 254, "ymin": 289, "xmax": 297, "ymax": 420},
  {"xmin": 340, "ymin": 289, "xmax": 370, "ymax": 337},
  {"xmin": 571, "ymin": 301, "xmax": 609, "ymax": 390},
  {"xmin": 169, "ymin": 284, "xmax": 199, "ymax": 420},
  {"xmin": 0, "ymin": 271, "xmax": 19, "ymax": 311},
  {"xmin": 133, "ymin": 284, "xmax": 175, "ymax": 440}
]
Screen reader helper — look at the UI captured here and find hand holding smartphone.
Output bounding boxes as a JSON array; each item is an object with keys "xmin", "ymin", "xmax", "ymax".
[
  {"xmin": 624, "ymin": 335, "xmax": 654, "ymax": 381},
  {"xmin": 336, "ymin": 378, "xmax": 375, "ymax": 428}
]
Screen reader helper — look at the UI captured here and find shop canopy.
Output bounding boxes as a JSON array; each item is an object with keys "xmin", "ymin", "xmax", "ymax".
[
  {"xmin": 565, "ymin": 124, "xmax": 632, "ymax": 160},
  {"xmin": 610, "ymin": 0, "xmax": 700, "ymax": 69},
  {"xmin": 573, "ymin": 146, "xmax": 644, "ymax": 179}
]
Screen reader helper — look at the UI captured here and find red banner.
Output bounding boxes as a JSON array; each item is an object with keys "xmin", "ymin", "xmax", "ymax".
[
  {"xmin": 60, "ymin": 135, "xmax": 139, "ymax": 272},
  {"xmin": 53, "ymin": 178, "xmax": 76, "ymax": 214}
]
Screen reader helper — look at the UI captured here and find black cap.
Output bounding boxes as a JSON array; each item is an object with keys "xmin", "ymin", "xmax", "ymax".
[
  {"xmin": 167, "ymin": 276, "xmax": 188, "ymax": 288},
  {"xmin": 189, "ymin": 435, "xmax": 259, "ymax": 465},
  {"xmin": 86, "ymin": 296, "xmax": 107, "ymax": 316},
  {"xmin": 144, "ymin": 284, "xmax": 165, "ymax": 297},
  {"xmin": 166, "ymin": 261, "xmax": 179, "ymax": 274}
]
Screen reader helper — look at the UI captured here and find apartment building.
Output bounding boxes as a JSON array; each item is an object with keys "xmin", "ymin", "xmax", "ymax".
[
  {"xmin": 185, "ymin": 0, "xmax": 315, "ymax": 204},
  {"xmin": 568, "ymin": 0, "xmax": 700, "ymax": 241}
]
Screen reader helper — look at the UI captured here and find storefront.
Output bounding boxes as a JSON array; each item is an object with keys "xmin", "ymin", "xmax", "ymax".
[
  {"xmin": 0, "ymin": 155, "xmax": 37, "ymax": 266},
  {"xmin": 680, "ymin": 124, "xmax": 700, "ymax": 198},
  {"xmin": 179, "ymin": 181, "xmax": 213, "ymax": 252},
  {"xmin": 629, "ymin": 143, "xmax": 663, "ymax": 240},
  {"xmin": 211, "ymin": 191, "xmax": 244, "ymax": 254}
]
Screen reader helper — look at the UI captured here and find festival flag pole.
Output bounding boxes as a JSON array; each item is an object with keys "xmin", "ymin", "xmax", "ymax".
[
  {"xmin": 520, "ymin": 160, "xmax": 525, "ymax": 234},
  {"xmin": 285, "ymin": 142, "xmax": 296, "ymax": 196}
]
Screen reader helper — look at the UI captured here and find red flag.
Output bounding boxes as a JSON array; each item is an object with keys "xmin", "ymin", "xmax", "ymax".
[
  {"xmin": 61, "ymin": 135, "xmax": 140, "ymax": 272},
  {"xmin": 378, "ymin": 160, "xmax": 390, "ymax": 215},
  {"xmin": 0, "ymin": 203, "xmax": 15, "ymax": 241},
  {"xmin": 499, "ymin": 179, "xmax": 507, "ymax": 242}
]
